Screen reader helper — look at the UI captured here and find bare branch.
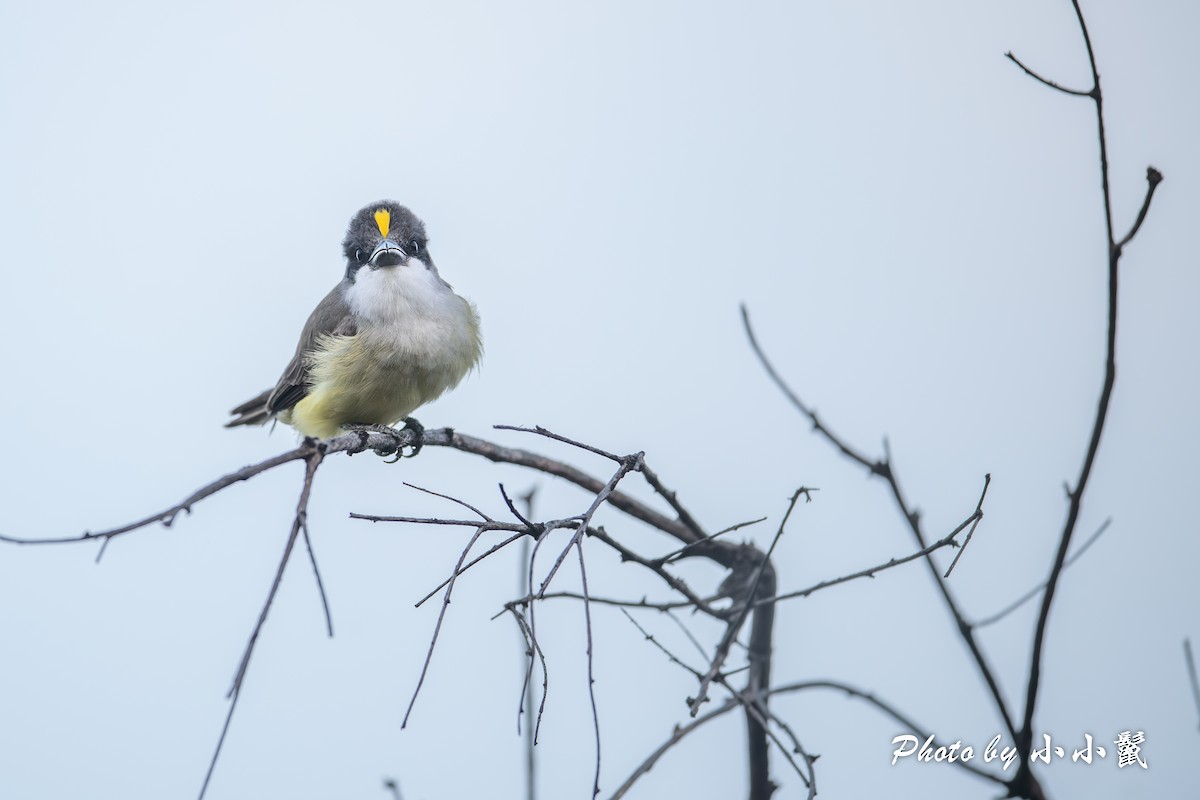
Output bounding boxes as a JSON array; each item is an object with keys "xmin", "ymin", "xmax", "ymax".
[
  {"xmin": 620, "ymin": 609, "xmax": 703, "ymax": 678},
  {"xmin": 0, "ymin": 443, "xmax": 319, "ymax": 547},
  {"xmin": 535, "ymin": 454, "xmax": 645, "ymax": 600},
  {"xmin": 576, "ymin": 540, "xmax": 603, "ymax": 799},
  {"xmin": 198, "ymin": 448, "xmax": 324, "ymax": 800},
  {"xmin": 974, "ymin": 518, "xmax": 1111, "ymax": 628},
  {"xmin": 519, "ymin": 591, "xmax": 692, "ymax": 612},
  {"xmin": 638, "ymin": 461, "xmax": 710, "ymax": 541},
  {"xmin": 743, "ymin": 306, "xmax": 1019, "ymax": 743},
  {"xmin": 300, "ymin": 518, "xmax": 333, "ymax": 637},
  {"xmin": 402, "ymin": 526, "xmax": 487, "ymax": 728},
  {"xmin": 689, "ymin": 488, "xmax": 809, "ymax": 716},
  {"xmin": 943, "ymin": 473, "xmax": 991, "ymax": 578},
  {"xmin": 424, "ymin": 430, "xmax": 702, "ymax": 547},
  {"xmin": 764, "ymin": 680, "xmax": 1009, "ymax": 787},
  {"xmin": 1116, "ymin": 167, "xmax": 1165, "ymax": 250},
  {"xmin": 656, "ymin": 517, "xmax": 769, "ymax": 565},
  {"xmin": 1017, "ymin": 6, "xmax": 1163, "ymax": 785},
  {"xmin": 617, "ymin": 612, "xmax": 812, "ymax": 797},
  {"xmin": 508, "ymin": 606, "xmax": 549, "ymax": 744},
  {"xmin": 1004, "ymin": 51, "xmax": 1092, "ymax": 96},
  {"xmin": 415, "ymin": 531, "xmax": 528, "ymax": 608},
  {"xmin": 494, "ymin": 424, "xmax": 625, "ymax": 463},
  {"xmin": 0, "ymin": 430, "xmax": 437, "ymax": 550},
  {"xmin": 401, "ymin": 481, "xmax": 494, "ymax": 521},
  {"xmin": 608, "ymin": 696, "xmax": 742, "ymax": 800},
  {"xmin": 500, "ymin": 483, "xmax": 537, "ymax": 529},
  {"xmin": 586, "ymin": 526, "xmax": 723, "ymax": 617},
  {"xmin": 760, "ymin": 486, "xmax": 984, "ymax": 608},
  {"xmin": 665, "ymin": 609, "xmax": 714, "ymax": 663}
]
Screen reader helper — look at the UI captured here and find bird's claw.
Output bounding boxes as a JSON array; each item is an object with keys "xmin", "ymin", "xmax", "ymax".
[{"xmin": 399, "ymin": 417, "xmax": 425, "ymax": 458}]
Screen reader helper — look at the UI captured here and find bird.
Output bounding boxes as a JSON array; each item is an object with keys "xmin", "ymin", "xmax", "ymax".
[{"xmin": 227, "ymin": 201, "xmax": 482, "ymax": 452}]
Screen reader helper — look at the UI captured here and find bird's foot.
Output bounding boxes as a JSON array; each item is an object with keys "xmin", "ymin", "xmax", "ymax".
[
  {"xmin": 398, "ymin": 417, "xmax": 425, "ymax": 459},
  {"xmin": 344, "ymin": 420, "xmax": 424, "ymax": 461}
]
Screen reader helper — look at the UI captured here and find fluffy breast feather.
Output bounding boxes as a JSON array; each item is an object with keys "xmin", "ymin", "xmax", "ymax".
[{"xmin": 285, "ymin": 261, "xmax": 482, "ymax": 439}]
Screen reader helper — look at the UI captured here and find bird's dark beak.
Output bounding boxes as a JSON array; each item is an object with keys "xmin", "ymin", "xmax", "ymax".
[{"xmin": 369, "ymin": 240, "xmax": 407, "ymax": 268}]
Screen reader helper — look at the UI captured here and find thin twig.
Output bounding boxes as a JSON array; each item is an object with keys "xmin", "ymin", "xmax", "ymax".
[
  {"xmin": 500, "ymin": 483, "xmax": 538, "ymax": 530},
  {"xmin": 618, "ymin": 611, "xmax": 812, "ymax": 794},
  {"xmin": 608, "ymin": 697, "xmax": 741, "ymax": 800},
  {"xmin": 638, "ymin": 461, "xmax": 710, "ymax": 541},
  {"xmin": 757, "ymin": 490, "xmax": 982, "ymax": 608},
  {"xmin": 1004, "ymin": 51, "xmax": 1092, "ymax": 96},
  {"xmin": 737, "ymin": 690, "xmax": 810, "ymax": 792},
  {"xmin": 974, "ymin": 518, "xmax": 1111, "ymax": 628},
  {"xmin": 764, "ymin": 680, "xmax": 1009, "ymax": 787},
  {"xmin": 742, "ymin": 306, "xmax": 1019, "ymax": 743},
  {"xmin": 943, "ymin": 473, "xmax": 991, "ymax": 578},
  {"xmin": 511, "ymin": 591, "xmax": 692, "ymax": 613},
  {"xmin": 402, "ymin": 526, "xmax": 486, "ymax": 728},
  {"xmin": 576, "ymin": 539, "xmax": 602, "ymax": 799},
  {"xmin": 422, "ymin": 430, "xmax": 703, "ymax": 548},
  {"xmin": 586, "ymin": 527, "xmax": 721, "ymax": 617},
  {"xmin": 300, "ymin": 518, "xmax": 334, "ymax": 637},
  {"xmin": 0, "ymin": 430, "xmax": 435, "ymax": 550},
  {"xmin": 620, "ymin": 609, "xmax": 702, "ymax": 677},
  {"xmin": 414, "ymin": 531, "xmax": 527, "ymax": 608},
  {"xmin": 535, "ymin": 454, "xmax": 645, "ymax": 600},
  {"xmin": 0, "ymin": 444, "xmax": 319, "ymax": 547},
  {"xmin": 508, "ymin": 606, "xmax": 549, "ymax": 746},
  {"xmin": 198, "ymin": 449, "xmax": 324, "ymax": 800},
  {"xmin": 402, "ymin": 481, "xmax": 493, "ymax": 521},
  {"xmin": 524, "ymin": 525, "xmax": 554, "ymax": 744},
  {"xmin": 656, "ymin": 517, "xmax": 769, "ymax": 565},
  {"xmin": 517, "ymin": 488, "xmax": 538, "ymax": 800},
  {"xmin": 665, "ymin": 609, "xmax": 713, "ymax": 663},
  {"xmin": 1185, "ymin": 639, "xmax": 1200, "ymax": 733},
  {"xmin": 689, "ymin": 489, "xmax": 809, "ymax": 716},
  {"xmin": 495, "ymin": 424, "xmax": 624, "ymax": 463},
  {"xmin": 1116, "ymin": 168, "xmax": 1165, "ymax": 250}
]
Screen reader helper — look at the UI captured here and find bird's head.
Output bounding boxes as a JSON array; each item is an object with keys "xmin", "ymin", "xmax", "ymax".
[{"xmin": 342, "ymin": 201, "xmax": 430, "ymax": 279}]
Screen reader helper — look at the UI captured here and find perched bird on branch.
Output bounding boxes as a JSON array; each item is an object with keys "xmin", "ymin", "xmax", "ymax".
[{"xmin": 227, "ymin": 201, "xmax": 482, "ymax": 448}]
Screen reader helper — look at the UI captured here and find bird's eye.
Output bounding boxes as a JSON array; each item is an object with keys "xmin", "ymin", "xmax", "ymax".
[
  {"xmin": 408, "ymin": 238, "xmax": 422, "ymax": 254},
  {"xmin": 354, "ymin": 248, "xmax": 364, "ymax": 263}
]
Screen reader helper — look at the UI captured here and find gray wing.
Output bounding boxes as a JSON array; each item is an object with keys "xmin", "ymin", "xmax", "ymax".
[{"xmin": 265, "ymin": 280, "xmax": 357, "ymax": 414}]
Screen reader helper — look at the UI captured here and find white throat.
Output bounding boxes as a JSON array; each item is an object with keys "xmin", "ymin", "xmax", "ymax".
[
  {"xmin": 341, "ymin": 258, "xmax": 480, "ymax": 371},
  {"xmin": 345, "ymin": 258, "xmax": 450, "ymax": 325}
]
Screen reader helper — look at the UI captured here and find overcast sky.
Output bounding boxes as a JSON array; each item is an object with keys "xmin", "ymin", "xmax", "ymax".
[{"xmin": 1, "ymin": 1, "xmax": 1196, "ymax": 798}]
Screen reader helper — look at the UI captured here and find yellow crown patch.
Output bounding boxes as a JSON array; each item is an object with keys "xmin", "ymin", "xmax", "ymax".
[{"xmin": 374, "ymin": 208, "xmax": 391, "ymax": 238}]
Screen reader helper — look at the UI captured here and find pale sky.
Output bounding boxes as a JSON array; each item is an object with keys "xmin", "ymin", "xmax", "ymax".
[{"xmin": 0, "ymin": 1, "xmax": 1196, "ymax": 798}]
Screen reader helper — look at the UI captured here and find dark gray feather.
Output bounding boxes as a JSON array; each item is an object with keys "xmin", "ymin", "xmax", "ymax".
[
  {"xmin": 226, "ymin": 281, "xmax": 355, "ymax": 426},
  {"xmin": 266, "ymin": 281, "xmax": 357, "ymax": 413}
]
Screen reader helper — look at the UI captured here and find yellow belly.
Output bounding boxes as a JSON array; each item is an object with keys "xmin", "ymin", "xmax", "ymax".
[{"xmin": 284, "ymin": 331, "xmax": 474, "ymax": 440}]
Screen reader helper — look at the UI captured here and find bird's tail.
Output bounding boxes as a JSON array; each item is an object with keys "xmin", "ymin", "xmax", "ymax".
[{"xmin": 226, "ymin": 389, "xmax": 273, "ymax": 428}]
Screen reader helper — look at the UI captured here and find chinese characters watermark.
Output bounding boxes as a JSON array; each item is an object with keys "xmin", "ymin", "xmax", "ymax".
[{"xmin": 890, "ymin": 731, "xmax": 1148, "ymax": 769}]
